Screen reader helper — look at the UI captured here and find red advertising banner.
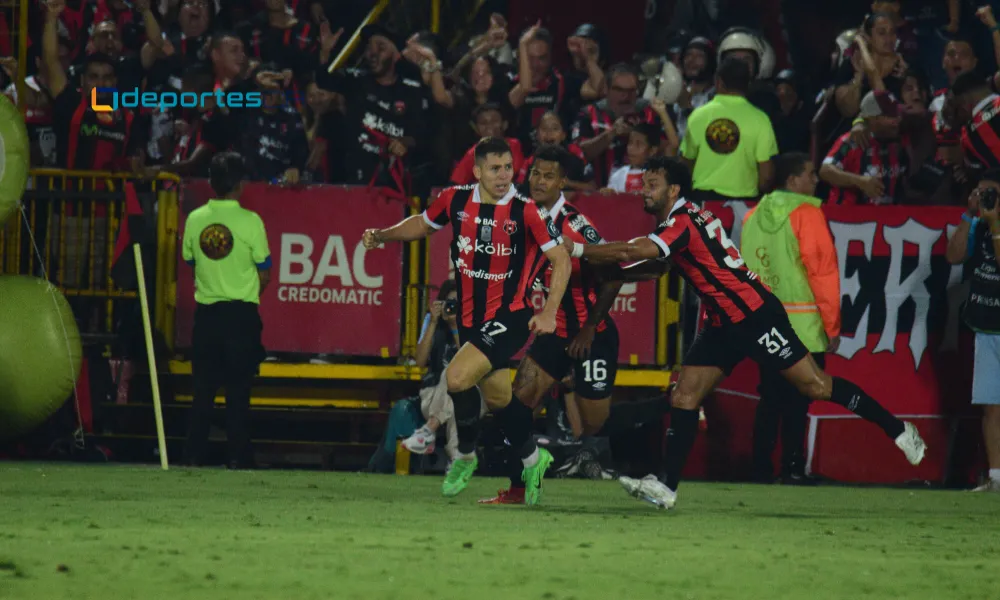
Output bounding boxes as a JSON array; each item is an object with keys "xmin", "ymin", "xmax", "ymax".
[
  {"xmin": 427, "ymin": 189, "xmax": 661, "ymax": 364},
  {"xmin": 175, "ymin": 182, "xmax": 407, "ymax": 356},
  {"xmin": 702, "ymin": 201, "xmax": 970, "ymax": 416}
]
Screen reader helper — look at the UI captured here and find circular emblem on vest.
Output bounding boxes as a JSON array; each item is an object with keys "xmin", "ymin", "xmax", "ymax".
[
  {"xmin": 705, "ymin": 118, "xmax": 741, "ymax": 154},
  {"xmin": 199, "ymin": 223, "xmax": 234, "ymax": 260}
]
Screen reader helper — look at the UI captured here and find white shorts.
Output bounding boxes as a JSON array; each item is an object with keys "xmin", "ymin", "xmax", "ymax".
[{"xmin": 972, "ymin": 333, "xmax": 1000, "ymax": 405}]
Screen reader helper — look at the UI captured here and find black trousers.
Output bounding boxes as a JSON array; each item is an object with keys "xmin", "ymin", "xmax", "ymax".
[
  {"xmin": 185, "ymin": 301, "xmax": 265, "ymax": 467},
  {"xmin": 752, "ymin": 353, "xmax": 825, "ymax": 480}
]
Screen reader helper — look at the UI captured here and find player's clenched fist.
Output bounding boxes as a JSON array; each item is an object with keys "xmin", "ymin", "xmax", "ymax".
[{"xmin": 362, "ymin": 229, "xmax": 384, "ymax": 249}]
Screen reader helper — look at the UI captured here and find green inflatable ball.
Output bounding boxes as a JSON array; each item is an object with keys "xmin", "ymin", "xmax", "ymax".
[
  {"xmin": 0, "ymin": 276, "xmax": 83, "ymax": 440},
  {"xmin": 0, "ymin": 93, "xmax": 30, "ymax": 226}
]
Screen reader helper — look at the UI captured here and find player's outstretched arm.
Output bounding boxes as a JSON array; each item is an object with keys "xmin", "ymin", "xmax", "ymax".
[
  {"xmin": 564, "ymin": 236, "xmax": 662, "ymax": 264},
  {"xmin": 362, "ymin": 216, "xmax": 435, "ymax": 249},
  {"xmin": 530, "ymin": 244, "xmax": 572, "ymax": 335}
]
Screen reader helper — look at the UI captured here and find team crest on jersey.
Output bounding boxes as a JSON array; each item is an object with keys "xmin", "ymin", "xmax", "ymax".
[
  {"xmin": 547, "ymin": 219, "xmax": 560, "ymax": 239},
  {"xmin": 199, "ymin": 223, "xmax": 234, "ymax": 260},
  {"xmin": 503, "ymin": 219, "xmax": 518, "ymax": 235},
  {"xmin": 393, "ymin": 100, "xmax": 406, "ymax": 115},
  {"xmin": 705, "ymin": 118, "xmax": 740, "ymax": 154},
  {"xmin": 582, "ymin": 225, "xmax": 601, "ymax": 244}
]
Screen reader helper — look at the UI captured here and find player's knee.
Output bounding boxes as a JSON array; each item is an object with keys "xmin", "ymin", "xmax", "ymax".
[
  {"xmin": 793, "ymin": 372, "xmax": 832, "ymax": 401},
  {"xmin": 446, "ymin": 367, "xmax": 474, "ymax": 394},
  {"xmin": 580, "ymin": 399, "xmax": 610, "ymax": 435},
  {"xmin": 671, "ymin": 389, "xmax": 700, "ymax": 410}
]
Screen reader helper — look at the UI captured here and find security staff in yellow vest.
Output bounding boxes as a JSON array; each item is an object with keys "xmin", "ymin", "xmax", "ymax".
[
  {"xmin": 680, "ymin": 56, "xmax": 778, "ymax": 202},
  {"xmin": 182, "ymin": 152, "xmax": 271, "ymax": 469},
  {"xmin": 741, "ymin": 152, "xmax": 841, "ymax": 484}
]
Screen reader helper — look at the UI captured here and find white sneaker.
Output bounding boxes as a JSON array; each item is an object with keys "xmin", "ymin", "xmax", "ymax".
[
  {"xmin": 619, "ymin": 474, "xmax": 676, "ymax": 509},
  {"xmin": 402, "ymin": 427, "xmax": 436, "ymax": 455},
  {"xmin": 971, "ymin": 479, "xmax": 1000, "ymax": 493},
  {"xmin": 894, "ymin": 421, "xmax": 926, "ymax": 465}
]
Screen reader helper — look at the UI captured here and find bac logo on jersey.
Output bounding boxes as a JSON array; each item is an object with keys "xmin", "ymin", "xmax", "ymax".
[
  {"xmin": 475, "ymin": 217, "xmax": 498, "ymax": 227},
  {"xmin": 503, "ymin": 219, "xmax": 518, "ymax": 235}
]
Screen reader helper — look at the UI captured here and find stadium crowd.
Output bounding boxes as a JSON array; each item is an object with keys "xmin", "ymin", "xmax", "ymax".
[{"xmin": 2, "ymin": 0, "xmax": 1000, "ymax": 203}]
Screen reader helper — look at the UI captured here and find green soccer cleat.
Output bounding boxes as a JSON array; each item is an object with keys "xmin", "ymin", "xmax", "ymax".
[
  {"xmin": 442, "ymin": 455, "xmax": 478, "ymax": 497},
  {"xmin": 522, "ymin": 448, "xmax": 554, "ymax": 506}
]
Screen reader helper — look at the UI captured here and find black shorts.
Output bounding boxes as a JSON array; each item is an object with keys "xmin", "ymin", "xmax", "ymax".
[
  {"xmin": 528, "ymin": 319, "xmax": 619, "ymax": 400},
  {"xmin": 684, "ymin": 298, "xmax": 808, "ymax": 374},
  {"xmin": 192, "ymin": 301, "xmax": 266, "ymax": 381},
  {"xmin": 459, "ymin": 308, "xmax": 533, "ymax": 370}
]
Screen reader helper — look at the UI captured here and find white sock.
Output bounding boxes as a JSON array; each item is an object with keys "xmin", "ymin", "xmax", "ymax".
[
  {"xmin": 990, "ymin": 468, "xmax": 1000, "ymax": 483},
  {"xmin": 522, "ymin": 447, "xmax": 539, "ymax": 468},
  {"xmin": 458, "ymin": 451, "xmax": 476, "ymax": 461}
]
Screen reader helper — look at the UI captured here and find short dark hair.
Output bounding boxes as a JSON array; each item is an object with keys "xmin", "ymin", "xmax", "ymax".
[
  {"xmin": 606, "ymin": 62, "xmax": 640, "ymax": 84},
  {"xmin": 631, "ymin": 123, "xmax": 661, "ymax": 149},
  {"xmin": 717, "ymin": 56, "xmax": 751, "ymax": 93},
  {"xmin": 81, "ymin": 52, "xmax": 117, "ymax": 75},
  {"xmin": 210, "ymin": 31, "xmax": 242, "ymax": 52},
  {"xmin": 774, "ymin": 152, "xmax": 812, "ymax": 189},
  {"xmin": 473, "ymin": 137, "xmax": 511, "ymax": 163},
  {"xmin": 980, "ymin": 168, "xmax": 1000, "ymax": 187},
  {"xmin": 436, "ymin": 279, "xmax": 457, "ymax": 300},
  {"xmin": 645, "ymin": 156, "xmax": 692, "ymax": 197},
  {"xmin": 209, "ymin": 152, "xmax": 246, "ymax": 196},
  {"xmin": 863, "ymin": 12, "xmax": 895, "ymax": 35},
  {"xmin": 530, "ymin": 27, "xmax": 553, "ymax": 49},
  {"xmin": 532, "ymin": 144, "xmax": 572, "ymax": 176},
  {"xmin": 952, "ymin": 70, "xmax": 989, "ymax": 98},
  {"xmin": 472, "ymin": 102, "xmax": 504, "ymax": 122}
]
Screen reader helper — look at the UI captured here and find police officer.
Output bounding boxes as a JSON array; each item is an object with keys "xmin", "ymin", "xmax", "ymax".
[{"xmin": 182, "ymin": 152, "xmax": 271, "ymax": 469}]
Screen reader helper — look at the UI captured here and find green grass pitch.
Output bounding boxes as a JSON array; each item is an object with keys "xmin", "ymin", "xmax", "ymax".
[{"xmin": 0, "ymin": 464, "xmax": 997, "ymax": 600}]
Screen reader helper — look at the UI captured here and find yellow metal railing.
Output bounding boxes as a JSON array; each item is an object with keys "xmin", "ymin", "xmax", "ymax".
[
  {"xmin": 0, "ymin": 169, "xmax": 180, "ymax": 338},
  {"xmin": 328, "ymin": 0, "xmax": 392, "ymax": 73}
]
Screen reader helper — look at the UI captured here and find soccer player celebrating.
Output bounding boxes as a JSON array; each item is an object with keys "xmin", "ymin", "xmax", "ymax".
[
  {"xmin": 480, "ymin": 145, "xmax": 623, "ymax": 505},
  {"xmin": 363, "ymin": 137, "xmax": 572, "ymax": 504},
  {"xmin": 563, "ymin": 156, "xmax": 927, "ymax": 510}
]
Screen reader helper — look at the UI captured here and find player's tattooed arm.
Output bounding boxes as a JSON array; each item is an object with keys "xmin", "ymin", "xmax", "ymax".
[
  {"xmin": 564, "ymin": 236, "xmax": 662, "ymax": 264},
  {"xmin": 362, "ymin": 216, "xmax": 435, "ymax": 249}
]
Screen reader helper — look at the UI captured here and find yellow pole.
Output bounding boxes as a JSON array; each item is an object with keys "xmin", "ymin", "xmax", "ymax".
[
  {"xmin": 431, "ymin": 0, "xmax": 441, "ymax": 34},
  {"xmin": 133, "ymin": 243, "xmax": 169, "ymax": 469},
  {"xmin": 328, "ymin": 0, "xmax": 391, "ymax": 73}
]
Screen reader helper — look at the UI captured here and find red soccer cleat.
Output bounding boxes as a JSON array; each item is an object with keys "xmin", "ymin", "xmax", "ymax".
[{"xmin": 478, "ymin": 487, "xmax": 526, "ymax": 505}]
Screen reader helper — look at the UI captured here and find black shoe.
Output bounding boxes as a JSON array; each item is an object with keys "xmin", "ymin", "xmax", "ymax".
[{"xmin": 780, "ymin": 472, "xmax": 820, "ymax": 486}]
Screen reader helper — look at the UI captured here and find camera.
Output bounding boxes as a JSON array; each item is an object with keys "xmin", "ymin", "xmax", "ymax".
[
  {"xmin": 982, "ymin": 187, "xmax": 998, "ymax": 211},
  {"xmin": 443, "ymin": 299, "xmax": 457, "ymax": 316}
]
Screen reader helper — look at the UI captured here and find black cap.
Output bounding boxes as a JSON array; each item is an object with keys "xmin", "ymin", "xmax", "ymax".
[
  {"xmin": 361, "ymin": 24, "xmax": 402, "ymax": 51},
  {"xmin": 571, "ymin": 23, "xmax": 608, "ymax": 58},
  {"xmin": 775, "ymin": 68, "xmax": 796, "ymax": 84}
]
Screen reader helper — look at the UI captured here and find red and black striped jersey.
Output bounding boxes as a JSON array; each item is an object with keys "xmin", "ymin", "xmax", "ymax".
[
  {"xmin": 571, "ymin": 101, "xmax": 666, "ymax": 186},
  {"xmin": 822, "ymin": 131, "xmax": 907, "ymax": 205},
  {"xmin": 961, "ymin": 94, "xmax": 1000, "ymax": 169},
  {"xmin": 53, "ymin": 87, "xmax": 136, "ymax": 171},
  {"xmin": 533, "ymin": 195, "xmax": 609, "ymax": 338},
  {"xmin": 509, "ymin": 67, "xmax": 568, "ymax": 148},
  {"xmin": 423, "ymin": 184, "xmax": 562, "ymax": 328},
  {"xmin": 648, "ymin": 199, "xmax": 770, "ymax": 326},
  {"xmin": 929, "ymin": 90, "xmax": 960, "ymax": 150}
]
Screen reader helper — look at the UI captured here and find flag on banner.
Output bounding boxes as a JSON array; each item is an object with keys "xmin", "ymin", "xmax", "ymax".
[{"xmin": 110, "ymin": 182, "xmax": 149, "ymax": 290}]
